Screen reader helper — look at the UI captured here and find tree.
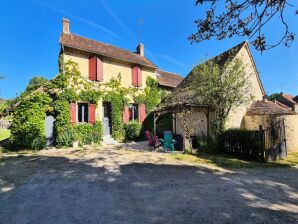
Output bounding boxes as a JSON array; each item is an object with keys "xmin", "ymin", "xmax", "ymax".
[
  {"xmin": 189, "ymin": 0, "xmax": 296, "ymax": 52},
  {"xmin": 267, "ymin": 92, "xmax": 280, "ymax": 101},
  {"xmin": 23, "ymin": 76, "xmax": 48, "ymax": 96},
  {"xmin": 189, "ymin": 58, "xmax": 252, "ymax": 136}
]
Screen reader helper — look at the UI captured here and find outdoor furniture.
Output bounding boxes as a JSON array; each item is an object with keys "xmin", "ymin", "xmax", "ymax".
[
  {"xmin": 145, "ymin": 131, "xmax": 162, "ymax": 150},
  {"xmin": 162, "ymin": 131, "xmax": 176, "ymax": 153}
]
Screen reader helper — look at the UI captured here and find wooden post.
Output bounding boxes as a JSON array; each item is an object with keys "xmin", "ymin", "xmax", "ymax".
[
  {"xmin": 153, "ymin": 113, "xmax": 156, "ymax": 136},
  {"xmin": 259, "ymin": 125, "xmax": 265, "ymax": 162}
]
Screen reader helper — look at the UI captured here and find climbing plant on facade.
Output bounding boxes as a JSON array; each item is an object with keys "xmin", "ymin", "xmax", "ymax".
[{"xmin": 10, "ymin": 92, "xmax": 52, "ymax": 150}]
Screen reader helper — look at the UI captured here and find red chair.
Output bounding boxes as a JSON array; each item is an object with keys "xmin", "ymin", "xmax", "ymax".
[{"xmin": 145, "ymin": 131, "xmax": 162, "ymax": 150}]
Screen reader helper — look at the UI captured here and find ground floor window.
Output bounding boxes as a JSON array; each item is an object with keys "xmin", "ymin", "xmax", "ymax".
[
  {"xmin": 78, "ymin": 103, "xmax": 89, "ymax": 123},
  {"xmin": 129, "ymin": 104, "xmax": 139, "ymax": 121}
]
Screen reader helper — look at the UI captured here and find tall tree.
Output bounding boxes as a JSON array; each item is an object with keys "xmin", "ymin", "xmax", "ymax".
[
  {"xmin": 189, "ymin": 58, "xmax": 252, "ymax": 136},
  {"xmin": 189, "ymin": 0, "xmax": 296, "ymax": 52},
  {"xmin": 22, "ymin": 76, "xmax": 48, "ymax": 96}
]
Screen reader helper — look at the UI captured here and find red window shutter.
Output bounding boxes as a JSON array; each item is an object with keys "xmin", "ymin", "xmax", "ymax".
[
  {"xmin": 89, "ymin": 104, "xmax": 96, "ymax": 124},
  {"xmin": 132, "ymin": 66, "xmax": 138, "ymax": 87},
  {"xmin": 137, "ymin": 67, "xmax": 142, "ymax": 87},
  {"xmin": 96, "ymin": 58, "xmax": 103, "ymax": 81},
  {"xmin": 70, "ymin": 103, "xmax": 77, "ymax": 124},
  {"xmin": 123, "ymin": 106, "xmax": 130, "ymax": 124},
  {"xmin": 89, "ymin": 57, "xmax": 97, "ymax": 81},
  {"xmin": 139, "ymin": 104, "xmax": 146, "ymax": 123}
]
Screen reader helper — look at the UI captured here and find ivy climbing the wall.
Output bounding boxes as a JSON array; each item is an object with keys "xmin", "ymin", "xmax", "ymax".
[
  {"xmin": 103, "ymin": 76, "xmax": 131, "ymax": 141},
  {"xmin": 10, "ymin": 92, "xmax": 52, "ymax": 150}
]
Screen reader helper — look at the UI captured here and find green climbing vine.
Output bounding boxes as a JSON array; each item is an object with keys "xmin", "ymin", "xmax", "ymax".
[
  {"xmin": 10, "ymin": 92, "xmax": 52, "ymax": 150},
  {"xmin": 133, "ymin": 76, "xmax": 166, "ymax": 112},
  {"xmin": 11, "ymin": 59, "xmax": 168, "ymax": 149},
  {"xmin": 103, "ymin": 75, "xmax": 132, "ymax": 141}
]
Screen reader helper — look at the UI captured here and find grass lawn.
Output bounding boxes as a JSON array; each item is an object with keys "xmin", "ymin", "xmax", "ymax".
[
  {"xmin": 0, "ymin": 129, "xmax": 11, "ymax": 141},
  {"xmin": 172, "ymin": 151, "xmax": 298, "ymax": 169}
]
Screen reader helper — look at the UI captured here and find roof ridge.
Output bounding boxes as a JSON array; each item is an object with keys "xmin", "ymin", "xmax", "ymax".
[
  {"xmin": 60, "ymin": 32, "xmax": 157, "ymax": 68},
  {"xmin": 69, "ymin": 33, "xmax": 141, "ymax": 56},
  {"xmin": 157, "ymin": 69, "xmax": 182, "ymax": 77}
]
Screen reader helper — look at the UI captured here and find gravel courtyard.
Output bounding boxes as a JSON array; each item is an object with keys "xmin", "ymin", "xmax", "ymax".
[{"xmin": 0, "ymin": 147, "xmax": 297, "ymax": 224}]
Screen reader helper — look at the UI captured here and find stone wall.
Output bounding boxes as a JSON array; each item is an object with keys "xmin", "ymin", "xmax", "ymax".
[
  {"xmin": 276, "ymin": 115, "xmax": 298, "ymax": 152},
  {"xmin": 244, "ymin": 114, "xmax": 298, "ymax": 152}
]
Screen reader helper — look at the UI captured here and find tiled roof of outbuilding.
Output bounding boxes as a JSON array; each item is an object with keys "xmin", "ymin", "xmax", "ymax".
[
  {"xmin": 246, "ymin": 100, "xmax": 295, "ymax": 115},
  {"xmin": 156, "ymin": 70, "xmax": 183, "ymax": 88}
]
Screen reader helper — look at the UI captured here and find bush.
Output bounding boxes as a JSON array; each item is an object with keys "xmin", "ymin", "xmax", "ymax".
[
  {"xmin": 55, "ymin": 125, "xmax": 75, "ymax": 148},
  {"xmin": 124, "ymin": 121, "xmax": 141, "ymax": 141},
  {"xmin": 10, "ymin": 92, "xmax": 52, "ymax": 150},
  {"xmin": 74, "ymin": 123, "xmax": 94, "ymax": 145},
  {"xmin": 92, "ymin": 121, "xmax": 103, "ymax": 143},
  {"xmin": 74, "ymin": 121, "xmax": 103, "ymax": 146}
]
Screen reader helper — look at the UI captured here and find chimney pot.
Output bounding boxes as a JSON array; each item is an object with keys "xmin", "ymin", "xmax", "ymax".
[
  {"xmin": 137, "ymin": 43, "xmax": 144, "ymax": 57},
  {"xmin": 62, "ymin": 18, "xmax": 70, "ymax": 34}
]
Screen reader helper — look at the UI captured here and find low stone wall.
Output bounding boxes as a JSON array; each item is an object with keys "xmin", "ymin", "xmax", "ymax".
[
  {"xmin": 277, "ymin": 115, "xmax": 298, "ymax": 152},
  {"xmin": 242, "ymin": 115, "xmax": 272, "ymax": 130},
  {"xmin": 244, "ymin": 114, "xmax": 298, "ymax": 152}
]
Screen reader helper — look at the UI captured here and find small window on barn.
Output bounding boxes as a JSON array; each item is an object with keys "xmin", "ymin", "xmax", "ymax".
[
  {"xmin": 78, "ymin": 103, "xmax": 89, "ymax": 123},
  {"xmin": 129, "ymin": 104, "xmax": 139, "ymax": 121}
]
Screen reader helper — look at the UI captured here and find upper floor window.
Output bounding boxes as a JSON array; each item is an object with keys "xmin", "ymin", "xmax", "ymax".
[
  {"xmin": 132, "ymin": 66, "xmax": 142, "ymax": 87},
  {"xmin": 89, "ymin": 56, "xmax": 103, "ymax": 81}
]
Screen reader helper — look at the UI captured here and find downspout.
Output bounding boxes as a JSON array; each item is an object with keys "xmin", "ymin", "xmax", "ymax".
[{"xmin": 61, "ymin": 44, "xmax": 65, "ymax": 74}]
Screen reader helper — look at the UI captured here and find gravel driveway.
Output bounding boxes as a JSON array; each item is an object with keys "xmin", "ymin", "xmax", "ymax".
[{"xmin": 0, "ymin": 147, "xmax": 297, "ymax": 224}]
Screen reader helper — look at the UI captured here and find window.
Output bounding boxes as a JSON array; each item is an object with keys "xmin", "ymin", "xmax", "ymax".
[
  {"xmin": 129, "ymin": 104, "xmax": 139, "ymax": 121},
  {"xmin": 78, "ymin": 103, "xmax": 89, "ymax": 123}
]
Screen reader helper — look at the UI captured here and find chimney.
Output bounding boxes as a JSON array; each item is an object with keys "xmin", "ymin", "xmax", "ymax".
[
  {"xmin": 62, "ymin": 18, "xmax": 70, "ymax": 34},
  {"xmin": 137, "ymin": 43, "xmax": 144, "ymax": 57}
]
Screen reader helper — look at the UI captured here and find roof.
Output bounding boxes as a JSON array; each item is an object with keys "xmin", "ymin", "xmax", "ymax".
[
  {"xmin": 246, "ymin": 100, "xmax": 295, "ymax": 115},
  {"xmin": 276, "ymin": 93, "xmax": 297, "ymax": 107},
  {"xmin": 156, "ymin": 70, "xmax": 183, "ymax": 88},
  {"xmin": 60, "ymin": 33, "xmax": 157, "ymax": 68},
  {"xmin": 178, "ymin": 41, "xmax": 265, "ymax": 95}
]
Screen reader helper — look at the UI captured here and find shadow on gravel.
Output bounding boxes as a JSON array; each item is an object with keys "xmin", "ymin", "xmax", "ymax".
[{"xmin": 0, "ymin": 154, "xmax": 297, "ymax": 224}]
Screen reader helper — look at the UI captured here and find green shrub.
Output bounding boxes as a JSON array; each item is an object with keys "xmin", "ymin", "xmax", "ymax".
[
  {"xmin": 74, "ymin": 123, "xmax": 94, "ymax": 145},
  {"xmin": 55, "ymin": 125, "xmax": 75, "ymax": 148},
  {"xmin": 92, "ymin": 121, "xmax": 103, "ymax": 143},
  {"xmin": 124, "ymin": 121, "xmax": 141, "ymax": 141},
  {"xmin": 74, "ymin": 122, "xmax": 103, "ymax": 145},
  {"xmin": 10, "ymin": 92, "xmax": 52, "ymax": 150}
]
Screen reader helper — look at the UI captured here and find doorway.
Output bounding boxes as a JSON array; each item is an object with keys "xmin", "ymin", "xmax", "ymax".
[{"xmin": 102, "ymin": 102, "xmax": 112, "ymax": 136}]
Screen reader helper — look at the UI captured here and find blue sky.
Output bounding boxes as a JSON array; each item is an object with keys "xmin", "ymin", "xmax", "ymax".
[{"xmin": 0, "ymin": 0, "xmax": 297, "ymax": 99}]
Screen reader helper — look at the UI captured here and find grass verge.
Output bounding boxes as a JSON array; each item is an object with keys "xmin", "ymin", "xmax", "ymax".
[
  {"xmin": 0, "ymin": 129, "xmax": 11, "ymax": 141},
  {"xmin": 172, "ymin": 152, "xmax": 298, "ymax": 169}
]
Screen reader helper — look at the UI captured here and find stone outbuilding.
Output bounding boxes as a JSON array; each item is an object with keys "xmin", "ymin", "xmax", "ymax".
[{"xmin": 243, "ymin": 100, "xmax": 298, "ymax": 152}]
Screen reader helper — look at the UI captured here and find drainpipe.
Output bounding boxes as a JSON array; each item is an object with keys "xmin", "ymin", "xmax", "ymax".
[{"xmin": 61, "ymin": 44, "xmax": 65, "ymax": 74}]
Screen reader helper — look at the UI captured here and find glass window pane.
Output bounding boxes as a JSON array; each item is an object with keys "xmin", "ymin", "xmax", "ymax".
[
  {"xmin": 78, "ymin": 104, "xmax": 82, "ymax": 122},
  {"xmin": 84, "ymin": 105, "xmax": 89, "ymax": 123}
]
